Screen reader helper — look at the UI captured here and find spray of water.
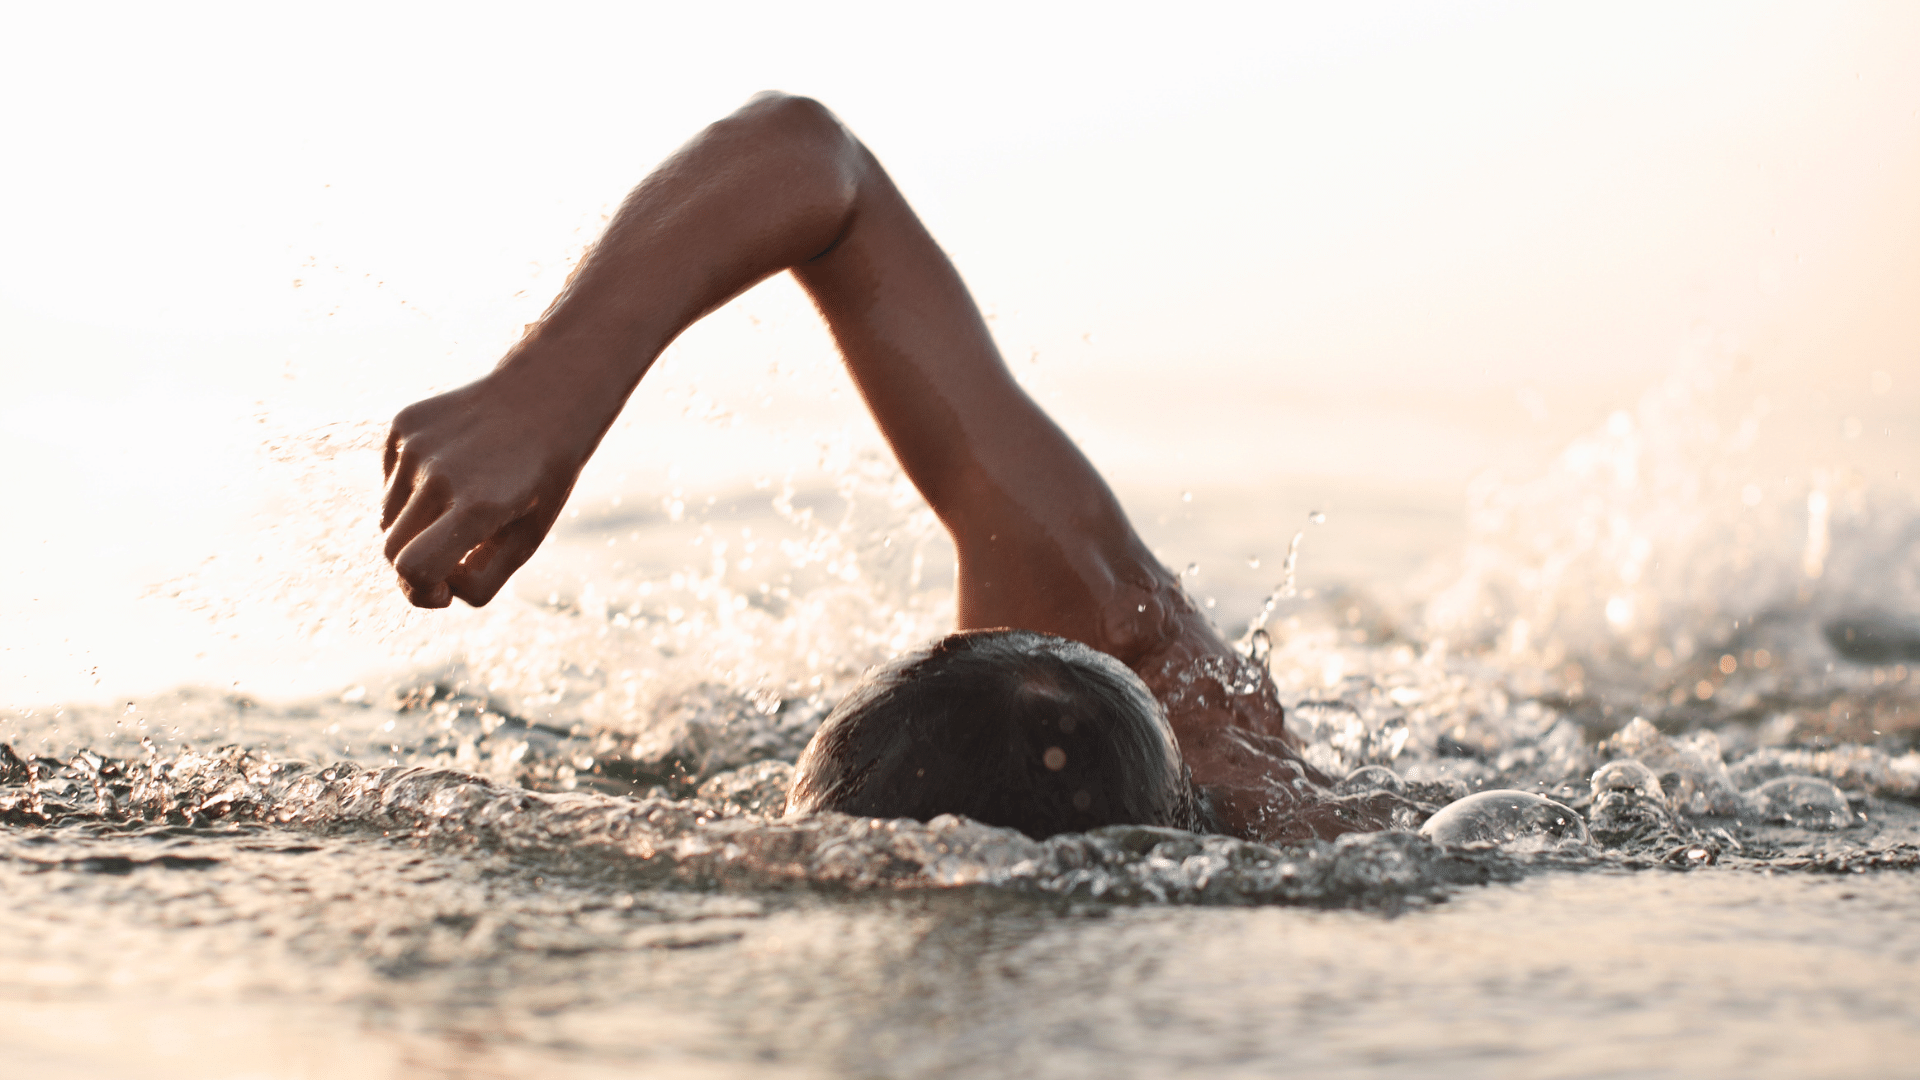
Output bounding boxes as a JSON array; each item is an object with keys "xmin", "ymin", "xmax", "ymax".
[{"xmin": 1239, "ymin": 510, "xmax": 1328, "ymax": 660}]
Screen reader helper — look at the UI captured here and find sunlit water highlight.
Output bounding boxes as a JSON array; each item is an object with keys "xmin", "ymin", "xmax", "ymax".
[{"xmin": 6, "ymin": 350, "xmax": 1920, "ymax": 1077}]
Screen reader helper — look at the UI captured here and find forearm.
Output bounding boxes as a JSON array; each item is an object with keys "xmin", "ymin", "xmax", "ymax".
[{"xmin": 494, "ymin": 93, "xmax": 864, "ymax": 438}]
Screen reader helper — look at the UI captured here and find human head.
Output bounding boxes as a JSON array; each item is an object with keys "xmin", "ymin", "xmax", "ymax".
[{"xmin": 786, "ymin": 629, "xmax": 1202, "ymax": 838}]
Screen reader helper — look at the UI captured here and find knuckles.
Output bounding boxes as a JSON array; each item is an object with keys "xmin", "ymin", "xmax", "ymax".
[{"xmin": 386, "ymin": 389, "xmax": 476, "ymax": 467}]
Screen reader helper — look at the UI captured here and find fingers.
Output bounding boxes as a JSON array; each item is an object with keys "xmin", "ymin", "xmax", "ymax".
[
  {"xmin": 446, "ymin": 521, "xmax": 547, "ymax": 607},
  {"xmin": 384, "ymin": 489, "xmax": 454, "ymax": 608},
  {"xmin": 382, "ymin": 483, "xmax": 450, "ymax": 566},
  {"xmin": 390, "ymin": 500, "xmax": 519, "ymax": 610}
]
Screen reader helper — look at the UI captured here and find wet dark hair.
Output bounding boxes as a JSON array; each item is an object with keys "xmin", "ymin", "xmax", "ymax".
[{"xmin": 786, "ymin": 629, "xmax": 1203, "ymax": 839}]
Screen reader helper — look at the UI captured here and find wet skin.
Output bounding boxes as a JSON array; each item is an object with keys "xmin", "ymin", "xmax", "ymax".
[{"xmin": 380, "ymin": 93, "xmax": 1382, "ymax": 843}]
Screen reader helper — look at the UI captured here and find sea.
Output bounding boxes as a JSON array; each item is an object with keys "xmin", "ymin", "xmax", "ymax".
[{"xmin": 5, "ymin": 331, "xmax": 1919, "ymax": 1079}]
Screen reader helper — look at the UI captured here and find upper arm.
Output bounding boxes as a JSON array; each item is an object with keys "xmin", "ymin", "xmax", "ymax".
[{"xmin": 790, "ymin": 140, "xmax": 1180, "ymax": 656}]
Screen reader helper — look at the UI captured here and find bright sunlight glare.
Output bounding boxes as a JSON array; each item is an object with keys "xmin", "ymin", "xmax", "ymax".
[{"xmin": 2, "ymin": 0, "xmax": 1917, "ymax": 704}]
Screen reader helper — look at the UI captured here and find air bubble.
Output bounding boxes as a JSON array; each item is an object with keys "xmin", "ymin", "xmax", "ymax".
[
  {"xmin": 1418, "ymin": 790, "xmax": 1590, "ymax": 851},
  {"xmin": 1590, "ymin": 759, "xmax": 1665, "ymax": 802},
  {"xmin": 1744, "ymin": 776, "xmax": 1854, "ymax": 830},
  {"xmin": 1587, "ymin": 759, "xmax": 1678, "ymax": 845},
  {"xmin": 1335, "ymin": 765, "xmax": 1406, "ymax": 796}
]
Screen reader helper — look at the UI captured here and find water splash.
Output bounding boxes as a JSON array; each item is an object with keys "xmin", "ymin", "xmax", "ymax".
[
  {"xmin": 0, "ymin": 741, "xmax": 1513, "ymax": 909},
  {"xmin": 1421, "ymin": 341, "xmax": 1920, "ymax": 726},
  {"xmin": 1241, "ymin": 509, "xmax": 1326, "ymax": 645}
]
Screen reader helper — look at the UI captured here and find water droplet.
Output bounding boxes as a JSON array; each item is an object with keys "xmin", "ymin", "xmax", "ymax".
[
  {"xmin": 1247, "ymin": 628, "xmax": 1271, "ymax": 664},
  {"xmin": 1418, "ymin": 790, "xmax": 1590, "ymax": 851},
  {"xmin": 1744, "ymin": 776, "xmax": 1853, "ymax": 830},
  {"xmin": 1307, "ymin": 510, "xmax": 1326, "ymax": 525}
]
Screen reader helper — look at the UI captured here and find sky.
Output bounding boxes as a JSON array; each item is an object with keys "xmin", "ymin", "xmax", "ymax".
[{"xmin": 3, "ymin": 1, "xmax": 1917, "ymax": 705}]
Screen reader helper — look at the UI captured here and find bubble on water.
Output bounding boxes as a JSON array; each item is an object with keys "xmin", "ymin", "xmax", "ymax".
[
  {"xmin": 1590, "ymin": 759, "xmax": 1665, "ymax": 803},
  {"xmin": 1599, "ymin": 718, "xmax": 1745, "ymax": 816},
  {"xmin": 1586, "ymin": 758, "xmax": 1685, "ymax": 849},
  {"xmin": 1743, "ymin": 776, "xmax": 1854, "ymax": 830},
  {"xmin": 1335, "ymin": 765, "xmax": 1406, "ymax": 797},
  {"xmin": 1418, "ymin": 790, "xmax": 1590, "ymax": 852}
]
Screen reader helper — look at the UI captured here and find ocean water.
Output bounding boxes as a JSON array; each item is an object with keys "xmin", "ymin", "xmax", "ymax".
[{"xmin": 5, "ymin": 348, "xmax": 1920, "ymax": 1078}]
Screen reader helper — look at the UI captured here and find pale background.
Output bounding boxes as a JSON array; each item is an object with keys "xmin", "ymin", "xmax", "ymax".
[{"xmin": 3, "ymin": 0, "xmax": 1916, "ymax": 706}]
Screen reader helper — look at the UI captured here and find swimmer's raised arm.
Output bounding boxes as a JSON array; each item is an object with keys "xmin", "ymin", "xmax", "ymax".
[{"xmin": 382, "ymin": 91, "xmax": 1177, "ymax": 656}]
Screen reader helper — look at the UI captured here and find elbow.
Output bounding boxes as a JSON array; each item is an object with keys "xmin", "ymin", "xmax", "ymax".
[
  {"xmin": 719, "ymin": 92, "xmax": 866, "ymax": 249},
  {"xmin": 740, "ymin": 90, "xmax": 835, "ymax": 123},
  {"xmin": 735, "ymin": 91, "xmax": 857, "ymax": 158}
]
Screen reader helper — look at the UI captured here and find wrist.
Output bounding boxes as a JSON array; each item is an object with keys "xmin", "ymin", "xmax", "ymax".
[{"xmin": 482, "ymin": 329, "xmax": 638, "ymax": 457}]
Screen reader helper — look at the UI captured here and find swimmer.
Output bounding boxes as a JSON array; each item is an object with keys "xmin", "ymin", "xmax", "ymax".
[{"xmin": 379, "ymin": 93, "xmax": 1386, "ymax": 843}]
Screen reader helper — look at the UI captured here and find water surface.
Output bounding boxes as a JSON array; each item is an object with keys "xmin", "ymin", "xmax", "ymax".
[{"xmin": 5, "ymin": 352, "xmax": 1919, "ymax": 1077}]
